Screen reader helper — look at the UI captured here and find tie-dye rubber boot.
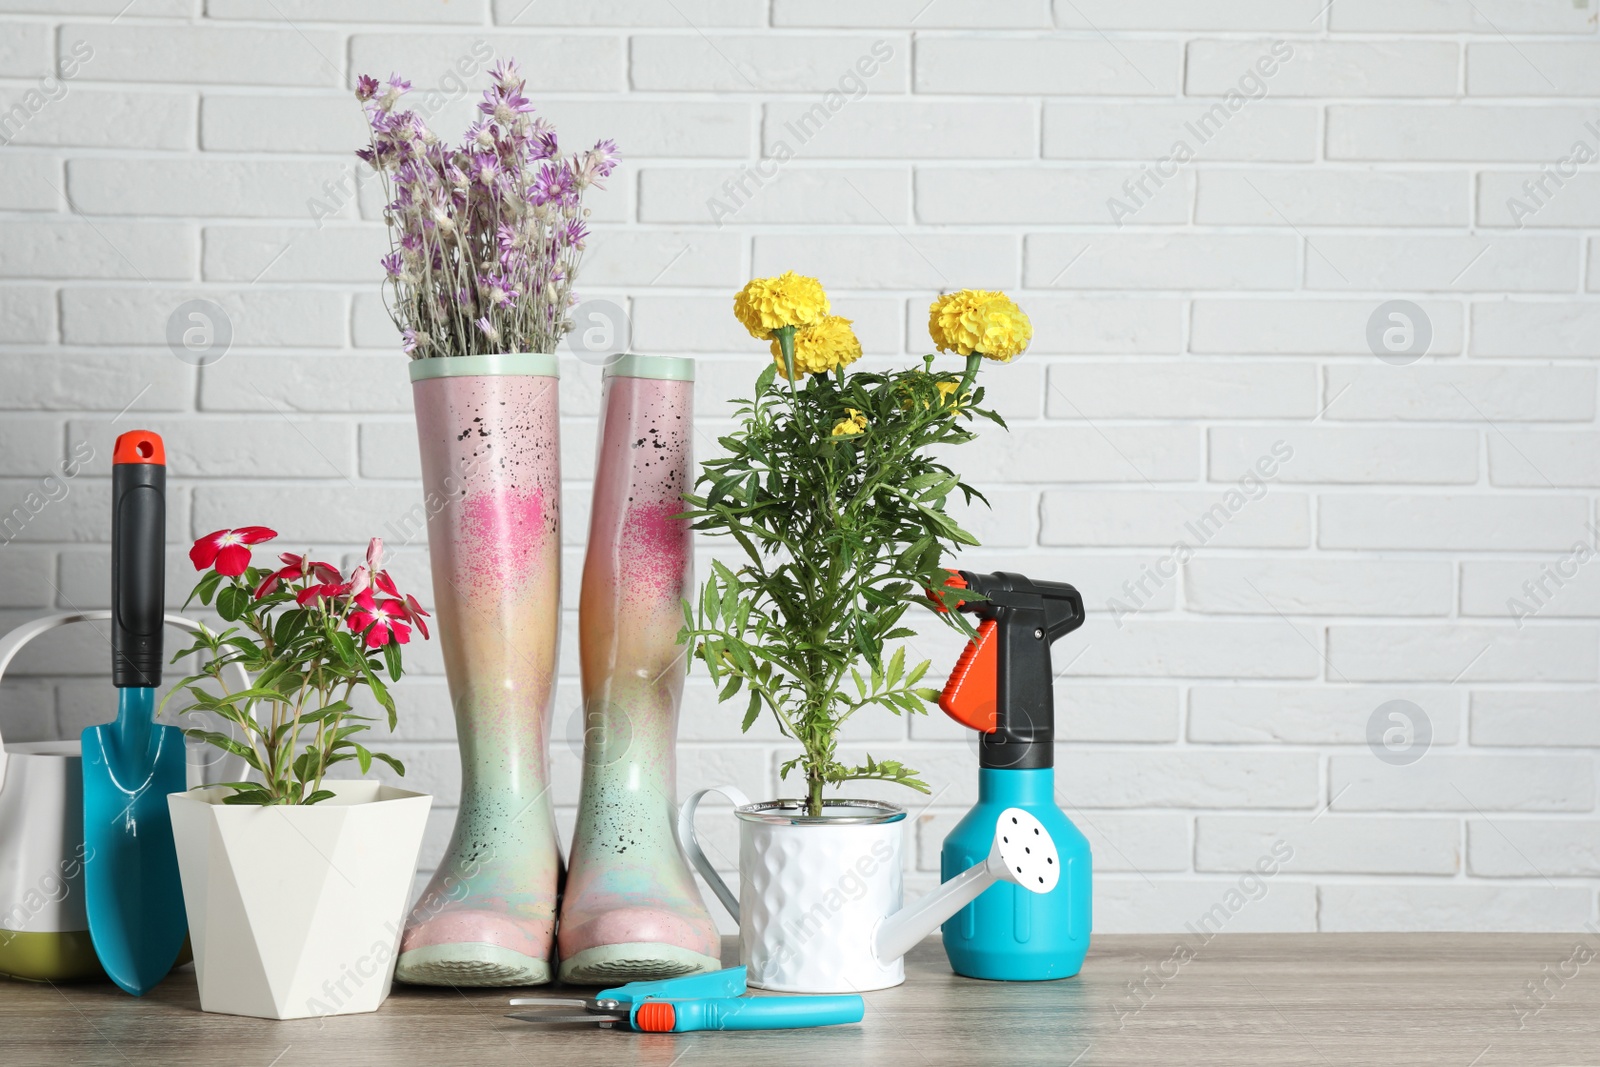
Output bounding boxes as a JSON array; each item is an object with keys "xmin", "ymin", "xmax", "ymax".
[
  {"xmin": 396, "ymin": 354, "xmax": 565, "ymax": 987},
  {"xmin": 557, "ymin": 354, "xmax": 721, "ymax": 985}
]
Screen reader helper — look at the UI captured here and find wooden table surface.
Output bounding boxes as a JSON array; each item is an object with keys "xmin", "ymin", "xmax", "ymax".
[{"xmin": 3, "ymin": 934, "xmax": 1595, "ymax": 1066}]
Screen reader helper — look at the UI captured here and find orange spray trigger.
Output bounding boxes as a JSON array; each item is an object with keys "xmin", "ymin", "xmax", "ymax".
[{"xmin": 939, "ymin": 618, "xmax": 998, "ymax": 733}]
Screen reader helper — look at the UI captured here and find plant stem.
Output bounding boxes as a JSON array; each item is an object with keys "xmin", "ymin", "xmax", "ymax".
[
  {"xmin": 209, "ymin": 652, "xmax": 271, "ymax": 788},
  {"xmin": 958, "ymin": 351, "xmax": 983, "ymax": 397}
]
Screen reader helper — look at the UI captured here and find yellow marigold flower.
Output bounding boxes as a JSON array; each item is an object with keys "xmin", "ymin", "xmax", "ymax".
[
  {"xmin": 770, "ymin": 314, "xmax": 862, "ymax": 379},
  {"xmin": 928, "ymin": 289, "xmax": 1032, "ymax": 362},
  {"xmin": 734, "ymin": 271, "xmax": 830, "ymax": 340},
  {"xmin": 831, "ymin": 409, "xmax": 868, "ymax": 437}
]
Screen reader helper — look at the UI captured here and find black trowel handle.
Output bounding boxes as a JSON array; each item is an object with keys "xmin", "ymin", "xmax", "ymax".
[{"xmin": 112, "ymin": 431, "xmax": 166, "ymax": 689}]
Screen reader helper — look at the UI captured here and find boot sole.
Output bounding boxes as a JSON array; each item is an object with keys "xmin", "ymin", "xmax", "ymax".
[
  {"xmin": 557, "ymin": 942, "xmax": 721, "ymax": 986},
  {"xmin": 395, "ymin": 943, "xmax": 551, "ymax": 987}
]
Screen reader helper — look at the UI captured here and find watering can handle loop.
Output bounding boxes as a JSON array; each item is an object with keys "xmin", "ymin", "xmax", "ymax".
[
  {"xmin": 0, "ymin": 611, "xmax": 250, "ymax": 794},
  {"xmin": 675, "ymin": 785, "xmax": 750, "ymax": 923}
]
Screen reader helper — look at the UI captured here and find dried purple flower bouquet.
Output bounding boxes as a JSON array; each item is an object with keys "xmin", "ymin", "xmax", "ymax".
[{"xmin": 355, "ymin": 61, "xmax": 619, "ymax": 359}]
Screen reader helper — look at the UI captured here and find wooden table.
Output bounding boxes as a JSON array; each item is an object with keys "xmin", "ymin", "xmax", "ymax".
[{"xmin": 3, "ymin": 934, "xmax": 1595, "ymax": 1065}]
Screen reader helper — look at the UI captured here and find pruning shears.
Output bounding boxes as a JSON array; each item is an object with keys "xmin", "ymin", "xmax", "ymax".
[{"xmin": 506, "ymin": 966, "xmax": 864, "ymax": 1033}]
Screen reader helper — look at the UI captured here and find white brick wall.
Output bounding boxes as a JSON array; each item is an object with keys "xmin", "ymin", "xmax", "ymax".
[{"xmin": 0, "ymin": 1, "xmax": 1595, "ymax": 935}]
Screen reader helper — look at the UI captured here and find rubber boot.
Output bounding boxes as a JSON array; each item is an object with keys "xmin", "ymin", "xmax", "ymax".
[
  {"xmin": 557, "ymin": 354, "xmax": 721, "ymax": 985},
  {"xmin": 396, "ymin": 354, "xmax": 565, "ymax": 987}
]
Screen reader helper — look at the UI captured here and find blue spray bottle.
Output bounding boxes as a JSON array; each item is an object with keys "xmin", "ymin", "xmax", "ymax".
[{"xmin": 934, "ymin": 570, "xmax": 1091, "ymax": 981}]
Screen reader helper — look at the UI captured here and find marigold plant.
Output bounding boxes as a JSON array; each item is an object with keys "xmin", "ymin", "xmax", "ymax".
[{"xmin": 683, "ymin": 276, "xmax": 1028, "ymax": 815}]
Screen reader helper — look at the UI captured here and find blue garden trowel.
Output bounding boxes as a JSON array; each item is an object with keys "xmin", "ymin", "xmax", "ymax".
[{"xmin": 81, "ymin": 430, "xmax": 188, "ymax": 995}]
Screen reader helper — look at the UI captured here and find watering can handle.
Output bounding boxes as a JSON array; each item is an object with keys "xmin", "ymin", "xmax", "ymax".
[
  {"xmin": 0, "ymin": 611, "xmax": 251, "ymax": 793},
  {"xmin": 675, "ymin": 785, "xmax": 750, "ymax": 923}
]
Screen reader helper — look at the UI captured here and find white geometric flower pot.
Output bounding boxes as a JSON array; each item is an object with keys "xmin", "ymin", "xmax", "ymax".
[{"xmin": 168, "ymin": 781, "xmax": 432, "ymax": 1020}]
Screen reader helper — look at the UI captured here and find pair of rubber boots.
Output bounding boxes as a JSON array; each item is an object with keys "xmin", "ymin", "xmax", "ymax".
[{"xmin": 394, "ymin": 353, "xmax": 720, "ymax": 987}]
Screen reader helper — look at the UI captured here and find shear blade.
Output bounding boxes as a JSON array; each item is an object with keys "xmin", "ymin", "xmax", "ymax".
[{"xmin": 507, "ymin": 1010, "xmax": 624, "ymax": 1026}]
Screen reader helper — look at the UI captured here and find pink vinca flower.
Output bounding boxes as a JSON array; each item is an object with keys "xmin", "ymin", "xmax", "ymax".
[
  {"xmin": 190, "ymin": 527, "xmax": 277, "ymax": 577},
  {"xmin": 366, "ymin": 565, "xmax": 429, "ymax": 640},
  {"xmin": 403, "ymin": 594, "xmax": 431, "ymax": 639},
  {"xmin": 255, "ymin": 551, "xmax": 342, "ymax": 599},
  {"xmin": 295, "ymin": 581, "xmax": 343, "ymax": 608},
  {"xmin": 348, "ymin": 591, "xmax": 411, "ymax": 647},
  {"xmin": 282, "ymin": 552, "xmax": 342, "ymax": 585}
]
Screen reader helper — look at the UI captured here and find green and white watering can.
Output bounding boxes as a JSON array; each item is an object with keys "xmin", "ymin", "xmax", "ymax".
[{"xmin": 0, "ymin": 611, "xmax": 247, "ymax": 982}]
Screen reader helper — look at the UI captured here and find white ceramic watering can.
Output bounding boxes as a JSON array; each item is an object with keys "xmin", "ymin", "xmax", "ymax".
[
  {"xmin": 0, "ymin": 611, "xmax": 248, "ymax": 981},
  {"xmin": 678, "ymin": 787, "xmax": 1059, "ymax": 993}
]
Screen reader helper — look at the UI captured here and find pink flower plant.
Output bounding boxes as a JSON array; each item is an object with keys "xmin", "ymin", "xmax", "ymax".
[{"xmin": 162, "ymin": 529, "xmax": 430, "ymax": 805}]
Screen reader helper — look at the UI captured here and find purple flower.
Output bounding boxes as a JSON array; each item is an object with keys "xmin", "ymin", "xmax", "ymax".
[
  {"xmin": 479, "ymin": 85, "xmax": 535, "ymax": 127},
  {"xmin": 398, "ymin": 112, "xmax": 433, "ymax": 147},
  {"xmin": 592, "ymin": 138, "xmax": 620, "ymax": 177},
  {"xmin": 363, "ymin": 65, "xmax": 619, "ymax": 357},
  {"xmin": 471, "ymin": 154, "xmax": 501, "ymax": 188},
  {"xmin": 374, "ymin": 108, "xmax": 416, "ymax": 141},
  {"xmin": 394, "ymin": 160, "xmax": 426, "ymax": 188},
  {"xmin": 424, "ymin": 196, "xmax": 457, "ymax": 233},
  {"xmin": 464, "ymin": 120, "xmax": 497, "ymax": 152},
  {"xmin": 487, "ymin": 59, "xmax": 524, "ymax": 91},
  {"xmin": 571, "ymin": 139, "xmax": 621, "ymax": 191},
  {"xmin": 531, "ymin": 161, "xmax": 573, "ymax": 206},
  {"xmin": 378, "ymin": 74, "xmax": 411, "ymax": 110},
  {"xmin": 497, "ymin": 222, "xmax": 535, "ymax": 264},
  {"xmin": 479, "ymin": 272, "xmax": 519, "ymax": 310}
]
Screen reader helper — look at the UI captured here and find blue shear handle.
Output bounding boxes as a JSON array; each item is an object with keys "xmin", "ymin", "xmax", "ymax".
[
  {"xmin": 652, "ymin": 995, "xmax": 865, "ymax": 1032},
  {"xmin": 602, "ymin": 965, "xmax": 746, "ymax": 1004}
]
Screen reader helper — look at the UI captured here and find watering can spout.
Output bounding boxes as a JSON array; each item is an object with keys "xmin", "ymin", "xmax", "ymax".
[{"xmin": 873, "ymin": 808, "xmax": 1058, "ymax": 967}]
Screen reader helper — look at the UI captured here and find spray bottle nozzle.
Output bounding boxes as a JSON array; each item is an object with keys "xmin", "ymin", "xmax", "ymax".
[{"xmin": 931, "ymin": 570, "xmax": 1084, "ymax": 769}]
